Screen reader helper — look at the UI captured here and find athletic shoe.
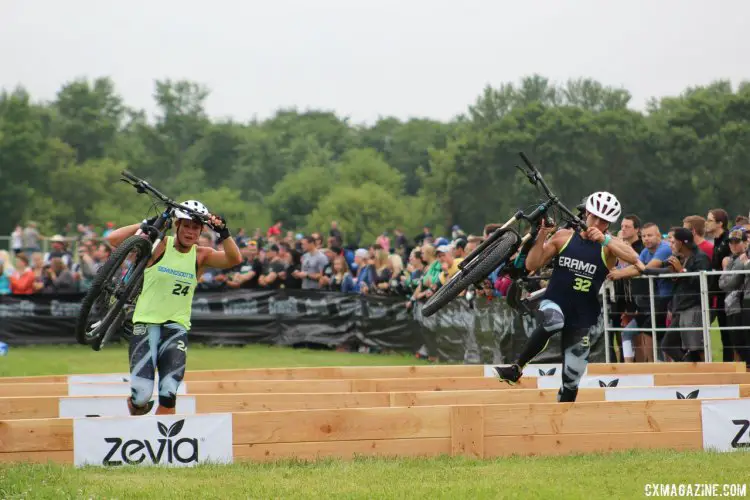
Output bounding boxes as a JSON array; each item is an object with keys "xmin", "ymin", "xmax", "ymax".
[
  {"xmin": 494, "ymin": 364, "xmax": 522, "ymax": 385},
  {"xmin": 127, "ymin": 398, "xmax": 154, "ymax": 416}
]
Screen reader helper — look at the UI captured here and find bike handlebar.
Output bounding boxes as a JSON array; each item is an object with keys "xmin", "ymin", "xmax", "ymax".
[
  {"xmin": 120, "ymin": 170, "xmax": 211, "ymax": 223},
  {"xmin": 517, "ymin": 152, "xmax": 588, "ymax": 232}
]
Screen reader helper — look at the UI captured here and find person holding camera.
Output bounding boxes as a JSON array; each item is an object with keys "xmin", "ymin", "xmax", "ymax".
[{"xmin": 719, "ymin": 227, "xmax": 750, "ymax": 368}]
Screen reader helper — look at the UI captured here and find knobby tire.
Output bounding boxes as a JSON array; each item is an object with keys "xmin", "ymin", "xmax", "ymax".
[
  {"xmin": 422, "ymin": 230, "xmax": 520, "ymax": 317},
  {"xmin": 75, "ymin": 235, "xmax": 152, "ymax": 348}
]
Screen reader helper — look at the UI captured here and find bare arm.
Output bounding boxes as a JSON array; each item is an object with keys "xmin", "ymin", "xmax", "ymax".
[
  {"xmin": 603, "ymin": 236, "xmax": 644, "ymax": 269},
  {"xmin": 199, "ymin": 238, "xmax": 242, "ymax": 270},
  {"xmin": 526, "ymin": 228, "xmax": 570, "ymax": 272},
  {"xmin": 106, "ymin": 223, "xmax": 141, "ymax": 248}
]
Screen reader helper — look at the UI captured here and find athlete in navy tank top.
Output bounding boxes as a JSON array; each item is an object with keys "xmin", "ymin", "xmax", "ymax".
[
  {"xmin": 494, "ymin": 191, "xmax": 644, "ymax": 402},
  {"xmin": 543, "ymin": 231, "xmax": 610, "ymax": 329}
]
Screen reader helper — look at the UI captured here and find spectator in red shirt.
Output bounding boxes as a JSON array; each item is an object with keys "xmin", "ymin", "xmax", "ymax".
[
  {"xmin": 10, "ymin": 253, "xmax": 36, "ymax": 295},
  {"xmin": 683, "ymin": 215, "xmax": 714, "ymax": 260},
  {"xmin": 266, "ymin": 221, "xmax": 282, "ymax": 238}
]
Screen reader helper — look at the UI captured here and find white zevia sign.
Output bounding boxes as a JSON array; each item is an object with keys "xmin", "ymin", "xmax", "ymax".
[
  {"xmin": 60, "ymin": 396, "xmax": 197, "ymax": 418},
  {"xmin": 68, "ymin": 382, "xmax": 188, "ymax": 396},
  {"xmin": 605, "ymin": 385, "xmax": 740, "ymax": 402},
  {"xmin": 536, "ymin": 374, "xmax": 654, "ymax": 389},
  {"xmin": 69, "ymin": 373, "xmax": 131, "ymax": 384},
  {"xmin": 73, "ymin": 413, "xmax": 233, "ymax": 467},
  {"xmin": 483, "ymin": 363, "xmax": 587, "ymax": 378},
  {"xmin": 701, "ymin": 399, "xmax": 750, "ymax": 452}
]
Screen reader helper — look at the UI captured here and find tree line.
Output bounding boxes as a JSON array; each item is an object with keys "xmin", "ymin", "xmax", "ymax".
[{"xmin": 1, "ymin": 74, "xmax": 749, "ymax": 245}]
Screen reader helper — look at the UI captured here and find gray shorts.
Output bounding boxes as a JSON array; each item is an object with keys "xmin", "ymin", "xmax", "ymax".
[{"xmin": 673, "ymin": 306, "xmax": 705, "ymax": 351}]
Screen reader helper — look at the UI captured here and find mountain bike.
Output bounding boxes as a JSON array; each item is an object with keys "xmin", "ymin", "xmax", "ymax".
[
  {"xmin": 74, "ymin": 171, "xmax": 210, "ymax": 351},
  {"xmin": 421, "ymin": 152, "xmax": 588, "ymax": 317}
]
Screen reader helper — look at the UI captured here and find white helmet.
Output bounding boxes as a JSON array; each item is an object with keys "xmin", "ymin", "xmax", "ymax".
[
  {"xmin": 585, "ymin": 191, "xmax": 621, "ymax": 223},
  {"xmin": 174, "ymin": 200, "xmax": 209, "ymax": 221}
]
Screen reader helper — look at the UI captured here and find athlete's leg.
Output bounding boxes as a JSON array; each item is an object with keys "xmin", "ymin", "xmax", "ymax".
[
  {"xmin": 495, "ymin": 300, "xmax": 564, "ymax": 383},
  {"xmin": 621, "ymin": 318, "xmax": 637, "ymax": 363},
  {"xmin": 128, "ymin": 323, "xmax": 159, "ymax": 415},
  {"xmin": 557, "ymin": 325, "xmax": 591, "ymax": 403},
  {"xmin": 155, "ymin": 322, "xmax": 188, "ymax": 415}
]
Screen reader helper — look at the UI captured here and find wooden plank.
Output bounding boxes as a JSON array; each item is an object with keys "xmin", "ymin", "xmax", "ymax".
[
  {"xmin": 484, "ymin": 400, "xmax": 702, "ymax": 436},
  {"xmin": 196, "ymin": 393, "xmax": 391, "ymax": 413},
  {"xmin": 186, "ymin": 365, "xmax": 484, "ymax": 381},
  {"xmin": 587, "ymin": 362, "xmax": 746, "ymax": 374},
  {"xmin": 4, "ymin": 372, "xmax": 749, "ymax": 400},
  {"xmin": 374, "ymin": 377, "xmax": 537, "ymax": 392},
  {"xmin": 655, "ymin": 373, "xmax": 750, "ymax": 385},
  {"xmin": 234, "ymin": 438, "xmax": 452, "ymax": 462},
  {"xmin": 0, "ymin": 383, "xmax": 68, "ymax": 398},
  {"xmin": 0, "ymin": 418, "xmax": 73, "ymax": 452},
  {"xmin": 233, "ymin": 406, "xmax": 451, "ymax": 444},
  {"xmin": 390, "ymin": 388, "xmax": 604, "ymax": 408},
  {"xmin": 0, "ymin": 375, "xmax": 68, "ymax": 384},
  {"xmin": 189, "ymin": 380, "xmax": 353, "ymax": 394},
  {"xmin": 0, "ymin": 362, "xmax": 744, "ymax": 385},
  {"xmin": 484, "ymin": 431, "xmax": 702, "ymax": 457},
  {"xmin": 0, "ymin": 396, "xmax": 60, "ymax": 419},
  {"xmin": 451, "ymin": 406, "xmax": 484, "ymax": 458},
  {"xmin": 0, "ymin": 450, "xmax": 74, "ymax": 464}
]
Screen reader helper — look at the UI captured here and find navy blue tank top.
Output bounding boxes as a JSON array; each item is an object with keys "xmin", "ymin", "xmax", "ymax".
[{"xmin": 543, "ymin": 231, "xmax": 609, "ymax": 328}]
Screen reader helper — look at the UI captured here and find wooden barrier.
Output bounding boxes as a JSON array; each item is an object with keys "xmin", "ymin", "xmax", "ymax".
[
  {"xmin": 2, "ymin": 384, "xmax": 748, "ymax": 420},
  {"xmin": 0, "ymin": 400, "xmax": 707, "ymax": 464},
  {"xmin": 4, "ymin": 371, "xmax": 750, "ymax": 398},
  {"xmin": 0, "ymin": 362, "xmax": 744, "ymax": 384}
]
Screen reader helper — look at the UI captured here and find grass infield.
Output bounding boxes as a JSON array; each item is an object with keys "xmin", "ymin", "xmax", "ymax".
[{"xmin": 0, "ymin": 342, "xmax": 745, "ymax": 499}]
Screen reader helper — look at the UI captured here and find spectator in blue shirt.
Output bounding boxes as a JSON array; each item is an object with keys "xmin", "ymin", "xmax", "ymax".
[
  {"xmin": 0, "ymin": 257, "xmax": 11, "ymax": 295},
  {"xmin": 608, "ymin": 222, "xmax": 673, "ymax": 362}
]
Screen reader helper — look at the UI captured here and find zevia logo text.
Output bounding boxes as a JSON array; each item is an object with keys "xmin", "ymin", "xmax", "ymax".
[
  {"xmin": 102, "ymin": 419, "xmax": 198, "ymax": 466},
  {"xmin": 732, "ymin": 420, "xmax": 750, "ymax": 449}
]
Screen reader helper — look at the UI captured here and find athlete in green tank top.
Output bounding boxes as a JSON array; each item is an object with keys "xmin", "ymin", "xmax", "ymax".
[
  {"xmin": 133, "ymin": 235, "xmax": 198, "ymax": 330},
  {"xmin": 105, "ymin": 199, "xmax": 242, "ymax": 416}
]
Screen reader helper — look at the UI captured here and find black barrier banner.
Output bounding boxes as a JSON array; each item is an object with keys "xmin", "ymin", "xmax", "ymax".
[{"xmin": 0, "ymin": 290, "xmax": 605, "ymax": 364}]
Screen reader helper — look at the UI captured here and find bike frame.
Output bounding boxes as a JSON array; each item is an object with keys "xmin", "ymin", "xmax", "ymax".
[{"xmin": 458, "ymin": 152, "xmax": 587, "ymax": 273}]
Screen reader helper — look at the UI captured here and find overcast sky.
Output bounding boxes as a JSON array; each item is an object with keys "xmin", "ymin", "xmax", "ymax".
[{"xmin": 2, "ymin": 0, "xmax": 749, "ymax": 125}]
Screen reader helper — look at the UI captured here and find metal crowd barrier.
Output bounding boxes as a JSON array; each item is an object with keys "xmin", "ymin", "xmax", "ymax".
[{"xmin": 600, "ymin": 269, "xmax": 750, "ymax": 363}]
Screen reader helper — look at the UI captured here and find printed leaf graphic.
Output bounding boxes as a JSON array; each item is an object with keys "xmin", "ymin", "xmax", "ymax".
[
  {"xmin": 158, "ymin": 422, "xmax": 169, "ymax": 437},
  {"xmin": 687, "ymin": 390, "xmax": 699, "ymax": 399},
  {"xmin": 538, "ymin": 369, "xmax": 546, "ymax": 376},
  {"xmin": 676, "ymin": 392, "xmax": 686, "ymax": 399},
  {"xmin": 167, "ymin": 419, "xmax": 185, "ymax": 437},
  {"xmin": 608, "ymin": 379, "xmax": 619, "ymax": 387},
  {"xmin": 599, "ymin": 381, "xmax": 607, "ymax": 387},
  {"xmin": 546, "ymin": 368, "xmax": 556, "ymax": 375}
]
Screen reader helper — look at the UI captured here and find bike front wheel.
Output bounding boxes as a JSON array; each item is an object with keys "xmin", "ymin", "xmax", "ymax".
[
  {"xmin": 422, "ymin": 229, "xmax": 520, "ymax": 317},
  {"xmin": 75, "ymin": 235, "xmax": 152, "ymax": 349}
]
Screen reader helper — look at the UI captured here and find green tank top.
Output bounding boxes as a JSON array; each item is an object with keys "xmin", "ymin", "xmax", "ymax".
[{"xmin": 132, "ymin": 236, "xmax": 198, "ymax": 330}]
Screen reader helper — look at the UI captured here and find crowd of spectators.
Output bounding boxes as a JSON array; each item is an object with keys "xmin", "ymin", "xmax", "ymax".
[
  {"xmin": 605, "ymin": 210, "xmax": 750, "ymax": 369},
  {"xmin": 4, "ymin": 210, "xmax": 750, "ymax": 369}
]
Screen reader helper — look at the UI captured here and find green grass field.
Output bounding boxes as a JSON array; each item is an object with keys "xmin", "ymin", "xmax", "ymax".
[
  {"xmin": 0, "ymin": 344, "xmax": 427, "ymax": 378},
  {"xmin": 2, "ymin": 451, "xmax": 749, "ymax": 500},
  {"xmin": 1, "ymin": 343, "xmax": 747, "ymax": 499}
]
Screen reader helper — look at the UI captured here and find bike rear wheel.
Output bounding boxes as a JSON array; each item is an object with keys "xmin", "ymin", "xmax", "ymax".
[
  {"xmin": 422, "ymin": 229, "xmax": 520, "ymax": 317},
  {"xmin": 75, "ymin": 235, "xmax": 152, "ymax": 349}
]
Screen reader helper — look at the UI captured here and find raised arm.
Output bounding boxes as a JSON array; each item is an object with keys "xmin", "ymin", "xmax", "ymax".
[
  {"xmin": 526, "ymin": 227, "xmax": 570, "ymax": 272},
  {"xmin": 106, "ymin": 223, "xmax": 142, "ymax": 248}
]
